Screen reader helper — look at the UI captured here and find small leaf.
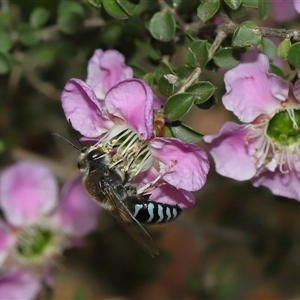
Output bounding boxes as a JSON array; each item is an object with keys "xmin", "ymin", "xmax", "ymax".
[
  {"xmin": 261, "ymin": 37, "xmax": 276, "ymax": 61},
  {"xmin": 214, "ymin": 47, "xmax": 241, "ymax": 68},
  {"xmin": 146, "ymin": 40, "xmax": 162, "ymax": 61},
  {"xmin": 17, "ymin": 23, "xmax": 41, "ymax": 46},
  {"xmin": 118, "ymin": 0, "xmax": 138, "ymax": 16},
  {"xmin": 232, "ymin": 21, "xmax": 261, "ymax": 47},
  {"xmin": 186, "ymin": 81, "xmax": 216, "ymax": 104},
  {"xmin": 196, "ymin": 95, "xmax": 217, "ymax": 109},
  {"xmin": 30, "ymin": 7, "xmax": 50, "ymax": 29},
  {"xmin": 164, "ymin": 93, "xmax": 194, "ymax": 121},
  {"xmin": 149, "ymin": 12, "xmax": 176, "ymax": 42},
  {"xmin": 224, "ymin": 0, "xmax": 242, "ymax": 10},
  {"xmin": 102, "ymin": 0, "xmax": 131, "ymax": 19},
  {"xmin": 197, "ymin": 0, "xmax": 220, "ymax": 22},
  {"xmin": 176, "ymin": 65, "xmax": 194, "ymax": 80},
  {"xmin": 158, "ymin": 75, "xmax": 176, "ymax": 97},
  {"xmin": 170, "ymin": 121, "xmax": 204, "ymax": 143},
  {"xmin": 142, "ymin": 73, "xmax": 155, "ymax": 86},
  {"xmin": 0, "ymin": 52, "xmax": 12, "ymax": 74},
  {"xmin": 259, "ymin": 0, "xmax": 271, "ymax": 20},
  {"xmin": 57, "ymin": 12, "xmax": 83, "ymax": 35},
  {"xmin": 155, "ymin": 61, "xmax": 175, "ymax": 82},
  {"xmin": 58, "ymin": 1, "xmax": 84, "ymax": 15},
  {"xmin": 0, "ymin": 32, "xmax": 13, "ymax": 52},
  {"xmin": 287, "ymin": 42, "xmax": 300, "ymax": 69},
  {"xmin": 242, "ymin": 0, "xmax": 258, "ymax": 8},
  {"xmin": 87, "ymin": 0, "xmax": 101, "ymax": 9},
  {"xmin": 269, "ymin": 64, "xmax": 286, "ymax": 79},
  {"xmin": 277, "ymin": 39, "xmax": 291, "ymax": 61},
  {"xmin": 187, "ymin": 40, "xmax": 209, "ymax": 67}
]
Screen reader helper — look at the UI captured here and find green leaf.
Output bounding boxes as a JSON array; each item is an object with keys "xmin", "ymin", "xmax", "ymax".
[
  {"xmin": 87, "ymin": 0, "xmax": 101, "ymax": 8},
  {"xmin": 224, "ymin": 0, "xmax": 242, "ymax": 10},
  {"xmin": 149, "ymin": 12, "xmax": 176, "ymax": 42},
  {"xmin": 242, "ymin": 0, "xmax": 258, "ymax": 8},
  {"xmin": 287, "ymin": 42, "xmax": 300, "ymax": 69},
  {"xmin": 155, "ymin": 62, "xmax": 177, "ymax": 97},
  {"xmin": 0, "ymin": 52, "xmax": 11, "ymax": 74},
  {"xmin": 232, "ymin": 21, "xmax": 261, "ymax": 47},
  {"xmin": 277, "ymin": 39, "xmax": 291, "ymax": 61},
  {"xmin": 57, "ymin": 12, "xmax": 83, "ymax": 35},
  {"xmin": 17, "ymin": 23, "xmax": 41, "ymax": 46},
  {"xmin": 154, "ymin": 61, "xmax": 175, "ymax": 82},
  {"xmin": 164, "ymin": 93, "xmax": 194, "ymax": 121},
  {"xmin": 187, "ymin": 40, "xmax": 209, "ymax": 67},
  {"xmin": 158, "ymin": 75, "xmax": 176, "ymax": 97},
  {"xmin": 146, "ymin": 40, "xmax": 162, "ymax": 61},
  {"xmin": 100, "ymin": 22, "xmax": 123, "ymax": 46},
  {"xmin": 197, "ymin": 0, "xmax": 220, "ymax": 22},
  {"xmin": 214, "ymin": 47, "xmax": 240, "ymax": 68},
  {"xmin": 170, "ymin": 122, "xmax": 204, "ymax": 143},
  {"xmin": 102, "ymin": 0, "xmax": 130, "ymax": 19},
  {"xmin": 0, "ymin": 32, "xmax": 13, "ymax": 52},
  {"xmin": 117, "ymin": 0, "xmax": 139, "ymax": 16},
  {"xmin": 176, "ymin": 65, "xmax": 194, "ymax": 80},
  {"xmin": 58, "ymin": 1, "xmax": 84, "ymax": 15},
  {"xmin": 269, "ymin": 64, "xmax": 286, "ymax": 79},
  {"xmin": 142, "ymin": 73, "xmax": 155, "ymax": 86},
  {"xmin": 196, "ymin": 95, "xmax": 217, "ymax": 109},
  {"xmin": 186, "ymin": 81, "xmax": 216, "ymax": 104},
  {"xmin": 261, "ymin": 37, "xmax": 276, "ymax": 61},
  {"xmin": 30, "ymin": 7, "xmax": 50, "ymax": 29},
  {"xmin": 259, "ymin": 0, "xmax": 271, "ymax": 20},
  {"xmin": 0, "ymin": 12, "xmax": 12, "ymax": 29}
]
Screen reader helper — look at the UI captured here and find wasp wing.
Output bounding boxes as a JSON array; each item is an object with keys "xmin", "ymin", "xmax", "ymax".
[{"xmin": 102, "ymin": 181, "xmax": 159, "ymax": 257}]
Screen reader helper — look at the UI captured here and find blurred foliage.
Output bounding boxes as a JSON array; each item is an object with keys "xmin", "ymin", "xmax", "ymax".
[{"xmin": 2, "ymin": 0, "xmax": 300, "ymax": 299}]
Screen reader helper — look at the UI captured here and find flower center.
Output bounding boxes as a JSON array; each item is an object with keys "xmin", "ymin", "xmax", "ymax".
[
  {"xmin": 15, "ymin": 224, "xmax": 61, "ymax": 266},
  {"xmin": 99, "ymin": 126, "xmax": 154, "ymax": 177},
  {"xmin": 267, "ymin": 109, "xmax": 300, "ymax": 145},
  {"xmin": 248, "ymin": 108, "xmax": 300, "ymax": 174}
]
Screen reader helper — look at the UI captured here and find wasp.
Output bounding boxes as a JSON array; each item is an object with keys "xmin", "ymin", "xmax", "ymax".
[{"xmin": 77, "ymin": 145, "xmax": 182, "ymax": 257}]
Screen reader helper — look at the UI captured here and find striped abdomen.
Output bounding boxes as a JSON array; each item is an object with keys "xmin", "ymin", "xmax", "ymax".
[{"xmin": 125, "ymin": 197, "xmax": 182, "ymax": 224}]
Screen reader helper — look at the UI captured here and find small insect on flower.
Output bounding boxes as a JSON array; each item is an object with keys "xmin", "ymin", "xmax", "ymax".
[
  {"xmin": 53, "ymin": 133, "xmax": 182, "ymax": 257},
  {"xmin": 77, "ymin": 144, "xmax": 182, "ymax": 257}
]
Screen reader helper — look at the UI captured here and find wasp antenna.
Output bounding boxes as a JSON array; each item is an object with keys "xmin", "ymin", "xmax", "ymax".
[
  {"xmin": 68, "ymin": 119, "xmax": 84, "ymax": 147},
  {"xmin": 52, "ymin": 133, "xmax": 80, "ymax": 150}
]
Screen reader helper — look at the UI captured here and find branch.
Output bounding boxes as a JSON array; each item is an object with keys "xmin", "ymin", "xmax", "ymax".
[
  {"xmin": 218, "ymin": 13, "xmax": 300, "ymax": 41},
  {"xmin": 157, "ymin": 0, "xmax": 186, "ymax": 33}
]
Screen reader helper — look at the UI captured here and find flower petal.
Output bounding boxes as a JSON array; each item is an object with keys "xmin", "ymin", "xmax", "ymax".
[
  {"xmin": 294, "ymin": 0, "xmax": 300, "ymax": 13},
  {"xmin": 86, "ymin": 49, "xmax": 133, "ymax": 99},
  {"xmin": 149, "ymin": 137, "xmax": 209, "ymax": 191},
  {"xmin": 0, "ymin": 161, "xmax": 58, "ymax": 227},
  {"xmin": 204, "ymin": 122, "xmax": 258, "ymax": 180},
  {"xmin": 271, "ymin": 0, "xmax": 298, "ymax": 22},
  {"xmin": 53, "ymin": 176, "xmax": 100, "ymax": 237},
  {"xmin": 293, "ymin": 78, "xmax": 300, "ymax": 102},
  {"xmin": 61, "ymin": 78, "xmax": 113, "ymax": 138},
  {"xmin": 0, "ymin": 267, "xmax": 41, "ymax": 300},
  {"xmin": 149, "ymin": 184, "xmax": 195, "ymax": 208},
  {"xmin": 0, "ymin": 220, "xmax": 15, "ymax": 267},
  {"xmin": 105, "ymin": 79, "xmax": 154, "ymax": 139},
  {"xmin": 252, "ymin": 168, "xmax": 300, "ymax": 200},
  {"xmin": 133, "ymin": 167, "xmax": 195, "ymax": 208},
  {"xmin": 223, "ymin": 50, "xmax": 289, "ymax": 122}
]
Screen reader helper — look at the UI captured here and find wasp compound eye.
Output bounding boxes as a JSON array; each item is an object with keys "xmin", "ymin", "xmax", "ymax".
[{"xmin": 88, "ymin": 149, "xmax": 104, "ymax": 161}]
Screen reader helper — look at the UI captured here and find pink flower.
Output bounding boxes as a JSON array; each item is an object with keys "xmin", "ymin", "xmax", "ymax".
[
  {"xmin": 271, "ymin": 0, "xmax": 299, "ymax": 23},
  {"xmin": 0, "ymin": 161, "xmax": 100, "ymax": 297},
  {"xmin": 0, "ymin": 266, "xmax": 41, "ymax": 300},
  {"xmin": 62, "ymin": 66, "xmax": 209, "ymax": 208},
  {"xmin": 86, "ymin": 49, "xmax": 133, "ymax": 99},
  {"xmin": 204, "ymin": 50, "xmax": 300, "ymax": 200}
]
